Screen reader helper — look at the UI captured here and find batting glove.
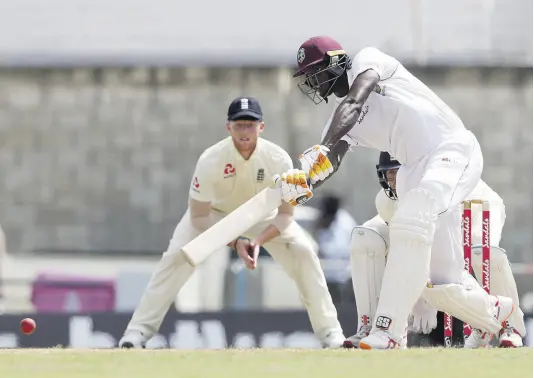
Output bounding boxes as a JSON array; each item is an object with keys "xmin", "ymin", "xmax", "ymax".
[
  {"xmin": 279, "ymin": 169, "xmax": 313, "ymax": 206},
  {"xmin": 299, "ymin": 145, "xmax": 334, "ymax": 185}
]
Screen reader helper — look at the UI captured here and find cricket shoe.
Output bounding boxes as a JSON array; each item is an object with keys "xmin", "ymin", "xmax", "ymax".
[
  {"xmin": 499, "ymin": 326, "xmax": 523, "ymax": 348},
  {"xmin": 359, "ymin": 330, "xmax": 401, "ymax": 350},
  {"xmin": 118, "ymin": 330, "xmax": 147, "ymax": 349},
  {"xmin": 464, "ymin": 328, "xmax": 492, "ymax": 349},
  {"xmin": 465, "ymin": 295, "xmax": 515, "ymax": 349},
  {"xmin": 320, "ymin": 331, "xmax": 345, "ymax": 349},
  {"xmin": 343, "ymin": 324, "xmax": 371, "ymax": 349}
]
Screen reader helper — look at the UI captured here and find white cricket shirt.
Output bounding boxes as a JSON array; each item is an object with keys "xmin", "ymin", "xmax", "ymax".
[
  {"xmin": 322, "ymin": 47, "xmax": 466, "ymax": 165},
  {"xmin": 189, "ymin": 137, "xmax": 293, "ymax": 215}
]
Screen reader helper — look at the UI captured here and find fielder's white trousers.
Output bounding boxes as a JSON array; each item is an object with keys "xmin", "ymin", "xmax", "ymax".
[{"xmin": 125, "ymin": 209, "xmax": 343, "ymax": 340}]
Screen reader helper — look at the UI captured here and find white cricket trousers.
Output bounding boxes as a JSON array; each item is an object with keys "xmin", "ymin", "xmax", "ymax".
[{"xmin": 125, "ymin": 209, "xmax": 343, "ymax": 340}]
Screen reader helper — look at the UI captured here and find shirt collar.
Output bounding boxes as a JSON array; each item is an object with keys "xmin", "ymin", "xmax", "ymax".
[{"xmin": 230, "ymin": 137, "xmax": 262, "ymax": 162}]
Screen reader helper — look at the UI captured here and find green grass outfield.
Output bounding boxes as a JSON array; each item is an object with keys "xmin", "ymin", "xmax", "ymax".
[{"xmin": 0, "ymin": 348, "xmax": 531, "ymax": 378}]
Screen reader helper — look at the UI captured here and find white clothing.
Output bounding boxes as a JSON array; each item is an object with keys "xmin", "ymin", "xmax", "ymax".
[
  {"xmin": 322, "ymin": 47, "xmax": 466, "ymax": 165},
  {"xmin": 125, "ymin": 137, "xmax": 343, "ymax": 341},
  {"xmin": 375, "ymin": 179, "xmax": 506, "ymax": 250},
  {"xmin": 353, "ymin": 180, "xmax": 525, "ymax": 336},
  {"xmin": 190, "ymin": 137, "xmax": 293, "ymax": 215}
]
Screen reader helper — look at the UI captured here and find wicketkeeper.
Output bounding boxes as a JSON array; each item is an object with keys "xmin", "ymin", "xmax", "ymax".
[{"xmin": 344, "ymin": 152, "xmax": 526, "ymax": 348}]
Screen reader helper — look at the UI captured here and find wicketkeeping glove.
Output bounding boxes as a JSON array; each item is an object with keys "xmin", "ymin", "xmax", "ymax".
[
  {"xmin": 279, "ymin": 169, "xmax": 313, "ymax": 206},
  {"xmin": 299, "ymin": 145, "xmax": 334, "ymax": 185},
  {"xmin": 409, "ymin": 296, "xmax": 438, "ymax": 334}
]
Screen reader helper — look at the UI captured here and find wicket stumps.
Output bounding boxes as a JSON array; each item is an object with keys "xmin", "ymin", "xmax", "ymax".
[{"xmin": 444, "ymin": 199, "xmax": 490, "ymax": 347}]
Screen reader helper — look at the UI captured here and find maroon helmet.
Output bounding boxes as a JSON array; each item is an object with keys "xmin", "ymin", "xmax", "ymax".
[{"xmin": 293, "ymin": 36, "xmax": 351, "ymax": 104}]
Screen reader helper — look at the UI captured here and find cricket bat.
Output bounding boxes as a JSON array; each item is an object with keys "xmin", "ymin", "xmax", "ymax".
[{"xmin": 181, "ymin": 177, "xmax": 283, "ymax": 267}]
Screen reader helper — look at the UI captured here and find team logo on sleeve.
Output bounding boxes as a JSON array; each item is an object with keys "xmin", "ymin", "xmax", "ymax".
[{"xmin": 224, "ymin": 163, "xmax": 236, "ymax": 178}]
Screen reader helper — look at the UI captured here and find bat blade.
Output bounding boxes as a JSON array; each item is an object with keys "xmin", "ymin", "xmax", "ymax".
[{"xmin": 182, "ymin": 186, "xmax": 282, "ymax": 267}]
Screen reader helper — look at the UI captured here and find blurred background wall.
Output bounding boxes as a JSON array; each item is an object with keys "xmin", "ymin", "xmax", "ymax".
[{"xmin": 0, "ymin": 0, "xmax": 531, "ymax": 348}]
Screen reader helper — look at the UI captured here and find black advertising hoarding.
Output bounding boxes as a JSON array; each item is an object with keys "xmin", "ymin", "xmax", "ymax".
[{"xmin": 0, "ymin": 310, "xmax": 357, "ymax": 349}]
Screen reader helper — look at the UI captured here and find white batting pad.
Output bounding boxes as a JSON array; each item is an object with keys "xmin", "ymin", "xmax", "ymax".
[
  {"xmin": 350, "ymin": 227, "xmax": 387, "ymax": 327},
  {"xmin": 373, "ymin": 188, "xmax": 437, "ymax": 340}
]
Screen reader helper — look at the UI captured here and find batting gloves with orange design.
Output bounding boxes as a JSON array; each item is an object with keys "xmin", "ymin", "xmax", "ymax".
[
  {"xmin": 298, "ymin": 145, "xmax": 334, "ymax": 185},
  {"xmin": 279, "ymin": 169, "xmax": 313, "ymax": 206}
]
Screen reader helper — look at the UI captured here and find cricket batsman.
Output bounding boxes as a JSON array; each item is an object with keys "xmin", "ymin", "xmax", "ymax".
[
  {"xmin": 277, "ymin": 36, "xmax": 516, "ymax": 349},
  {"xmin": 119, "ymin": 96, "xmax": 345, "ymax": 348},
  {"xmin": 343, "ymin": 152, "xmax": 526, "ymax": 348}
]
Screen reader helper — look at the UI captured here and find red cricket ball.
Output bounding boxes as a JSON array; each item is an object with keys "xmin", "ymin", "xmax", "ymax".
[{"xmin": 20, "ymin": 318, "xmax": 36, "ymax": 335}]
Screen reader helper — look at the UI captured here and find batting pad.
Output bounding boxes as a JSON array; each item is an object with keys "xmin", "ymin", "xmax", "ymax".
[
  {"xmin": 423, "ymin": 282, "xmax": 502, "ymax": 334},
  {"xmin": 350, "ymin": 227, "xmax": 388, "ymax": 322}
]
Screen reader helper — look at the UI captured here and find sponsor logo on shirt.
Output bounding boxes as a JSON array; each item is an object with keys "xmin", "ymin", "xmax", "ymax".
[
  {"xmin": 191, "ymin": 177, "xmax": 200, "ymax": 193},
  {"xmin": 357, "ymin": 105, "xmax": 369, "ymax": 124},
  {"xmin": 224, "ymin": 163, "xmax": 236, "ymax": 178}
]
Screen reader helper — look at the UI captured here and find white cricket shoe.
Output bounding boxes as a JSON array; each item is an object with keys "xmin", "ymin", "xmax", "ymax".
[
  {"xmin": 499, "ymin": 326, "xmax": 523, "ymax": 348},
  {"xmin": 320, "ymin": 331, "xmax": 345, "ymax": 349},
  {"xmin": 359, "ymin": 330, "xmax": 401, "ymax": 350},
  {"xmin": 118, "ymin": 330, "xmax": 147, "ymax": 349},
  {"xmin": 343, "ymin": 324, "xmax": 371, "ymax": 349}
]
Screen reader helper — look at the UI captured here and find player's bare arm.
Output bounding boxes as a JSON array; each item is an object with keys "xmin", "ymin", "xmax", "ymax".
[
  {"xmin": 321, "ymin": 69, "xmax": 380, "ymax": 149},
  {"xmin": 188, "ymin": 198, "xmax": 212, "ymax": 231},
  {"xmin": 237, "ymin": 201, "xmax": 295, "ymax": 270},
  {"xmin": 298, "ymin": 70, "xmax": 378, "ymax": 188},
  {"xmin": 189, "ymin": 198, "xmax": 244, "ymax": 250}
]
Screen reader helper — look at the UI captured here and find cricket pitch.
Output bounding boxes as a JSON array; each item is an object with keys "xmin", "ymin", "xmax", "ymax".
[{"xmin": 0, "ymin": 348, "xmax": 531, "ymax": 378}]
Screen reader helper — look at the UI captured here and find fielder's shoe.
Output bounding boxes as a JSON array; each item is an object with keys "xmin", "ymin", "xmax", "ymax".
[
  {"xmin": 499, "ymin": 326, "xmax": 523, "ymax": 348},
  {"xmin": 343, "ymin": 324, "xmax": 371, "ymax": 349},
  {"xmin": 118, "ymin": 330, "xmax": 147, "ymax": 349},
  {"xmin": 465, "ymin": 296, "xmax": 515, "ymax": 349},
  {"xmin": 359, "ymin": 330, "xmax": 401, "ymax": 350},
  {"xmin": 320, "ymin": 331, "xmax": 345, "ymax": 349}
]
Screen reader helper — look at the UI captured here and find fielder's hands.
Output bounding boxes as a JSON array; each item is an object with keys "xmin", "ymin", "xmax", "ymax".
[
  {"xmin": 235, "ymin": 239, "xmax": 260, "ymax": 270},
  {"xmin": 279, "ymin": 169, "xmax": 313, "ymax": 206},
  {"xmin": 299, "ymin": 145, "xmax": 334, "ymax": 185},
  {"xmin": 409, "ymin": 296, "xmax": 438, "ymax": 334}
]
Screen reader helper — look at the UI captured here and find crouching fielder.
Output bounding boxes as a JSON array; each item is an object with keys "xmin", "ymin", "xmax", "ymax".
[
  {"xmin": 344, "ymin": 152, "xmax": 526, "ymax": 348},
  {"xmin": 119, "ymin": 97, "xmax": 344, "ymax": 349}
]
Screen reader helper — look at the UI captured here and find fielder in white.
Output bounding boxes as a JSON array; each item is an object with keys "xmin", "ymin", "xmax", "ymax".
[
  {"xmin": 343, "ymin": 152, "xmax": 526, "ymax": 349},
  {"xmin": 119, "ymin": 96, "xmax": 345, "ymax": 348},
  {"xmin": 278, "ymin": 36, "xmax": 516, "ymax": 349}
]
